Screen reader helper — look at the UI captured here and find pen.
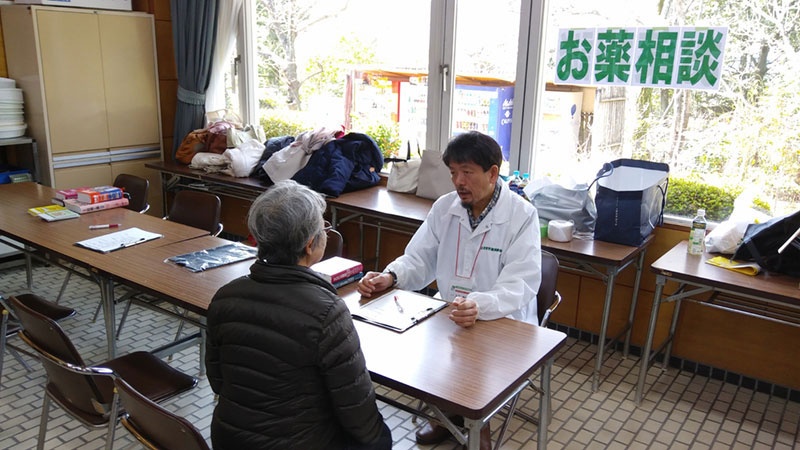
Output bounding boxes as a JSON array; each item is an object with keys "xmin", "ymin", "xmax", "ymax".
[
  {"xmin": 394, "ymin": 295, "xmax": 404, "ymax": 313},
  {"xmin": 89, "ymin": 224, "xmax": 120, "ymax": 230}
]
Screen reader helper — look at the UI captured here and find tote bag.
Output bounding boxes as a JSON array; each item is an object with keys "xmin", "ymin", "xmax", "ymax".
[
  {"xmin": 732, "ymin": 209, "xmax": 800, "ymax": 276},
  {"xmin": 415, "ymin": 150, "xmax": 454, "ymax": 200},
  {"xmin": 594, "ymin": 159, "xmax": 669, "ymax": 246},
  {"xmin": 387, "ymin": 142, "xmax": 422, "ymax": 194}
]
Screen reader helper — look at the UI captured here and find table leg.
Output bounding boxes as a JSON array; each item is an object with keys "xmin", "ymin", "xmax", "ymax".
[
  {"xmin": 99, "ymin": 276, "xmax": 117, "ymax": 359},
  {"xmin": 538, "ymin": 359, "xmax": 552, "ymax": 450},
  {"xmin": 464, "ymin": 417, "xmax": 481, "ymax": 450},
  {"xmin": 662, "ymin": 296, "xmax": 683, "ymax": 369},
  {"xmin": 592, "ymin": 268, "xmax": 617, "ymax": 392},
  {"xmin": 24, "ymin": 246, "xmax": 33, "ymax": 290},
  {"xmin": 624, "ymin": 249, "xmax": 647, "ymax": 358},
  {"xmin": 635, "ymin": 275, "xmax": 665, "ymax": 405}
]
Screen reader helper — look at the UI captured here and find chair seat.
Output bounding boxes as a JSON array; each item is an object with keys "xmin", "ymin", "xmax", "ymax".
[{"xmin": 102, "ymin": 351, "xmax": 197, "ymax": 403}]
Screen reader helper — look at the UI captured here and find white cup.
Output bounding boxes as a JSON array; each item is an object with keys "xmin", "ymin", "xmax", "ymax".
[{"xmin": 548, "ymin": 219, "xmax": 574, "ymax": 242}]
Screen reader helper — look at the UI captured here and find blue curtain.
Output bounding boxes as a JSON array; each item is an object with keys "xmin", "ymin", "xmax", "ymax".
[{"xmin": 170, "ymin": 0, "xmax": 219, "ymax": 160}]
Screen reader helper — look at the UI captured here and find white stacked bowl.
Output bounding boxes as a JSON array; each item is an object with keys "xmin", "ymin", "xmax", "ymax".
[{"xmin": 0, "ymin": 78, "xmax": 26, "ymax": 139}]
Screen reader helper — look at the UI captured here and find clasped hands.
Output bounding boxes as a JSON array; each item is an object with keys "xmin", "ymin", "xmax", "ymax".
[{"xmin": 357, "ymin": 271, "xmax": 478, "ymax": 328}]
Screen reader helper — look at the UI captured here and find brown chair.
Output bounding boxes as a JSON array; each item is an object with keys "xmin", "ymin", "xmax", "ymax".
[
  {"xmin": 113, "ymin": 173, "xmax": 150, "ymax": 214},
  {"xmin": 323, "ymin": 221, "xmax": 344, "ymax": 259},
  {"xmin": 494, "ymin": 250, "xmax": 562, "ymax": 449},
  {"xmin": 0, "ymin": 293, "xmax": 75, "ymax": 390},
  {"xmin": 164, "ymin": 190, "xmax": 223, "ymax": 236},
  {"xmin": 115, "ymin": 377, "xmax": 210, "ymax": 450},
  {"xmin": 9, "ymin": 295, "xmax": 197, "ymax": 450}
]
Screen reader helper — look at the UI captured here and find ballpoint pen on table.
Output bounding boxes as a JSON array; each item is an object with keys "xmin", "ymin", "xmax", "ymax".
[
  {"xmin": 89, "ymin": 224, "xmax": 121, "ymax": 230},
  {"xmin": 394, "ymin": 295, "xmax": 404, "ymax": 313}
]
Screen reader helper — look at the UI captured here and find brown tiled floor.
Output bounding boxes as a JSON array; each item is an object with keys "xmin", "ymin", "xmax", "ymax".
[{"xmin": 0, "ymin": 261, "xmax": 798, "ymax": 449}]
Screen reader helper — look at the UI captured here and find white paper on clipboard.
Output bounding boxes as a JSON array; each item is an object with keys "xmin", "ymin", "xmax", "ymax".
[
  {"xmin": 75, "ymin": 227, "xmax": 163, "ymax": 253},
  {"xmin": 349, "ymin": 289, "xmax": 447, "ymax": 332}
]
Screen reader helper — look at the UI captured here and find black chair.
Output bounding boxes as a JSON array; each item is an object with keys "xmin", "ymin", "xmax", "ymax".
[
  {"xmin": 323, "ymin": 221, "xmax": 344, "ymax": 259},
  {"xmin": 0, "ymin": 293, "xmax": 75, "ymax": 391},
  {"xmin": 164, "ymin": 190, "xmax": 223, "ymax": 236},
  {"xmin": 114, "ymin": 173, "xmax": 150, "ymax": 214},
  {"xmin": 115, "ymin": 377, "xmax": 210, "ymax": 450},
  {"xmin": 9, "ymin": 294, "xmax": 197, "ymax": 450},
  {"xmin": 494, "ymin": 250, "xmax": 562, "ymax": 449}
]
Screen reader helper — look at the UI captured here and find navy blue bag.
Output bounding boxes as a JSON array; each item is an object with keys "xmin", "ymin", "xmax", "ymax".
[{"xmin": 594, "ymin": 159, "xmax": 669, "ymax": 246}]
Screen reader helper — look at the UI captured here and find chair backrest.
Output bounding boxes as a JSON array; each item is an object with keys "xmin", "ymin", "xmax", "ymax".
[
  {"xmin": 115, "ymin": 377, "xmax": 210, "ymax": 450},
  {"xmin": 166, "ymin": 190, "xmax": 223, "ymax": 236},
  {"xmin": 323, "ymin": 228, "xmax": 344, "ymax": 259},
  {"xmin": 9, "ymin": 295, "xmax": 113, "ymax": 420},
  {"xmin": 537, "ymin": 250, "xmax": 562, "ymax": 327},
  {"xmin": 114, "ymin": 173, "xmax": 150, "ymax": 214}
]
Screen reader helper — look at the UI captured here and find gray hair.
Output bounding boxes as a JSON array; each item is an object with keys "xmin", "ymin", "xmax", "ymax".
[{"xmin": 247, "ymin": 180, "xmax": 326, "ymax": 264}]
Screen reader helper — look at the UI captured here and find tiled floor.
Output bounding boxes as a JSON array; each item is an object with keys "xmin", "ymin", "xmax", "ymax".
[{"xmin": 0, "ymin": 260, "xmax": 799, "ymax": 449}]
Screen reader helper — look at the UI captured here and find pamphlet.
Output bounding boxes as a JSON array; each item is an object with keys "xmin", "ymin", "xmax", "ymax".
[
  {"xmin": 705, "ymin": 256, "xmax": 761, "ymax": 276},
  {"xmin": 349, "ymin": 288, "xmax": 448, "ymax": 332},
  {"xmin": 167, "ymin": 242, "xmax": 258, "ymax": 272},
  {"xmin": 75, "ymin": 227, "xmax": 163, "ymax": 253},
  {"xmin": 38, "ymin": 208, "xmax": 80, "ymax": 222}
]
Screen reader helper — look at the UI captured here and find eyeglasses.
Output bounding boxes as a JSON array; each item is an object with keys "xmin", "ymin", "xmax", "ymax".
[{"xmin": 323, "ymin": 220, "xmax": 333, "ymax": 232}]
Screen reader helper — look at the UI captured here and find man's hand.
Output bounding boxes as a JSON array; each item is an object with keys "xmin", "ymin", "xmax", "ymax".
[
  {"xmin": 449, "ymin": 296, "xmax": 478, "ymax": 327},
  {"xmin": 357, "ymin": 271, "xmax": 393, "ymax": 297}
]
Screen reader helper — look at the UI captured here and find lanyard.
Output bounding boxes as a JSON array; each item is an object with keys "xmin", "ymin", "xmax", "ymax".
[{"xmin": 454, "ymin": 225, "xmax": 488, "ymax": 279}]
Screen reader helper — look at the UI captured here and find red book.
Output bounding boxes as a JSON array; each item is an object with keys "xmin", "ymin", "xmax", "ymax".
[
  {"xmin": 64, "ymin": 197, "xmax": 129, "ymax": 214},
  {"xmin": 311, "ymin": 256, "xmax": 363, "ymax": 284},
  {"xmin": 76, "ymin": 186, "xmax": 125, "ymax": 204},
  {"xmin": 55, "ymin": 187, "xmax": 89, "ymax": 201}
]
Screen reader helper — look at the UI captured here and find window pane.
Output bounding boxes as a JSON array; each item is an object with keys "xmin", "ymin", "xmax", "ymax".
[
  {"xmin": 453, "ymin": 0, "xmax": 520, "ymax": 172},
  {"xmin": 533, "ymin": 0, "xmax": 800, "ymax": 220},
  {"xmin": 249, "ymin": 0, "xmax": 430, "ymax": 160}
]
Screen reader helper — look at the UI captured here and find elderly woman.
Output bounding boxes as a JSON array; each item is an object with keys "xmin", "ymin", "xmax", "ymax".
[{"xmin": 206, "ymin": 180, "xmax": 391, "ymax": 450}]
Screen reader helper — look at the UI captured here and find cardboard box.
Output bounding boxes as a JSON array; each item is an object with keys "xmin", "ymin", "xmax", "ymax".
[{"xmin": 13, "ymin": 0, "xmax": 132, "ymax": 11}]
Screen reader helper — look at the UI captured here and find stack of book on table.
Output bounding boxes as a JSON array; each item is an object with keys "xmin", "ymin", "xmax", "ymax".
[
  {"xmin": 27, "ymin": 204, "xmax": 80, "ymax": 222},
  {"xmin": 54, "ymin": 185, "xmax": 129, "ymax": 214},
  {"xmin": 311, "ymin": 256, "xmax": 364, "ymax": 288}
]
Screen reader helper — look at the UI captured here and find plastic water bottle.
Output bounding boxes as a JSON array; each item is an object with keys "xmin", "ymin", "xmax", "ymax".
[
  {"xmin": 508, "ymin": 170, "xmax": 522, "ymax": 194},
  {"xmin": 687, "ymin": 209, "xmax": 707, "ymax": 255}
]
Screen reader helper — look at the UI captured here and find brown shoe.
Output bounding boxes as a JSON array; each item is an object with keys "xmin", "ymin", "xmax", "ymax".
[{"xmin": 415, "ymin": 421, "xmax": 453, "ymax": 445}]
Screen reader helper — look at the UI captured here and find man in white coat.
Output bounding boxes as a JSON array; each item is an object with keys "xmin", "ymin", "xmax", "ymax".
[{"xmin": 357, "ymin": 130, "xmax": 542, "ymax": 449}]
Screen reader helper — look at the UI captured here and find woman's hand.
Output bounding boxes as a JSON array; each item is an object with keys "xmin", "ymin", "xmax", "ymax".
[{"xmin": 357, "ymin": 271, "xmax": 394, "ymax": 297}]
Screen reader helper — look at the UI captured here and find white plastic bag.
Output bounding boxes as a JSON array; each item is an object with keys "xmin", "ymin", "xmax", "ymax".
[{"xmin": 705, "ymin": 191, "xmax": 772, "ymax": 254}]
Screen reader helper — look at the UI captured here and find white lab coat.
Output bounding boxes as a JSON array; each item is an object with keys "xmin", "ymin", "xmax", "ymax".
[{"xmin": 386, "ymin": 181, "xmax": 542, "ymax": 324}]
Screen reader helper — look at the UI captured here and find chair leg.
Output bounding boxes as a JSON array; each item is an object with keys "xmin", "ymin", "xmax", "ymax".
[
  {"xmin": 104, "ymin": 391, "xmax": 119, "ymax": 450},
  {"xmin": 0, "ymin": 310, "xmax": 7, "ymax": 389},
  {"xmin": 116, "ymin": 300, "xmax": 134, "ymax": 340},
  {"xmin": 55, "ymin": 271, "xmax": 72, "ymax": 305},
  {"xmin": 495, "ymin": 391, "xmax": 523, "ymax": 450},
  {"xmin": 91, "ymin": 299, "xmax": 103, "ymax": 323},
  {"xmin": 37, "ymin": 393, "xmax": 51, "ymax": 450},
  {"xmin": 199, "ymin": 328, "xmax": 207, "ymax": 377},
  {"xmin": 8, "ymin": 347, "xmax": 34, "ymax": 372}
]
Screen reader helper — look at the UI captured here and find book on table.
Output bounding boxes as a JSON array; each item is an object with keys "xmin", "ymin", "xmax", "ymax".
[
  {"xmin": 28, "ymin": 204, "xmax": 69, "ymax": 216},
  {"xmin": 35, "ymin": 206, "xmax": 80, "ymax": 222},
  {"xmin": 55, "ymin": 187, "xmax": 89, "ymax": 201},
  {"xmin": 75, "ymin": 186, "xmax": 125, "ymax": 204},
  {"xmin": 75, "ymin": 227, "xmax": 163, "ymax": 253},
  {"xmin": 311, "ymin": 256, "xmax": 363, "ymax": 285},
  {"xmin": 348, "ymin": 288, "xmax": 448, "ymax": 333},
  {"xmin": 64, "ymin": 197, "xmax": 129, "ymax": 214}
]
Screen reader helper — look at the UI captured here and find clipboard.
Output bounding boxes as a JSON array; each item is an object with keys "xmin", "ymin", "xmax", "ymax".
[
  {"xmin": 75, "ymin": 227, "xmax": 163, "ymax": 253},
  {"xmin": 349, "ymin": 289, "xmax": 447, "ymax": 332}
]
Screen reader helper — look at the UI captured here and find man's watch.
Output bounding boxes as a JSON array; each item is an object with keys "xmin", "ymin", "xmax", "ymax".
[{"xmin": 384, "ymin": 270, "xmax": 397, "ymax": 286}]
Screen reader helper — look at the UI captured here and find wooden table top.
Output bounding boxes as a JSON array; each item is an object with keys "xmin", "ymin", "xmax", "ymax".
[
  {"xmin": 0, "ymin": 182, "xmax": 210, "ymax": 270},
  {"xmin": 652, "ymin": 240, "xmax": 800, "ymax": 305}
]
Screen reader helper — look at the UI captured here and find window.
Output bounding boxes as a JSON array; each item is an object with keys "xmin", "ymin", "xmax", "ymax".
[{"xmin": 225, "ymin": 0, "xmax": 799, "ymax": 221}]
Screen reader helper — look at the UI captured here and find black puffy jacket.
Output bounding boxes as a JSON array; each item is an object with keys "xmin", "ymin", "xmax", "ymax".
[{"xmin": 206, "ymin": 261, "xmax": 386, "ymax": 449}]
